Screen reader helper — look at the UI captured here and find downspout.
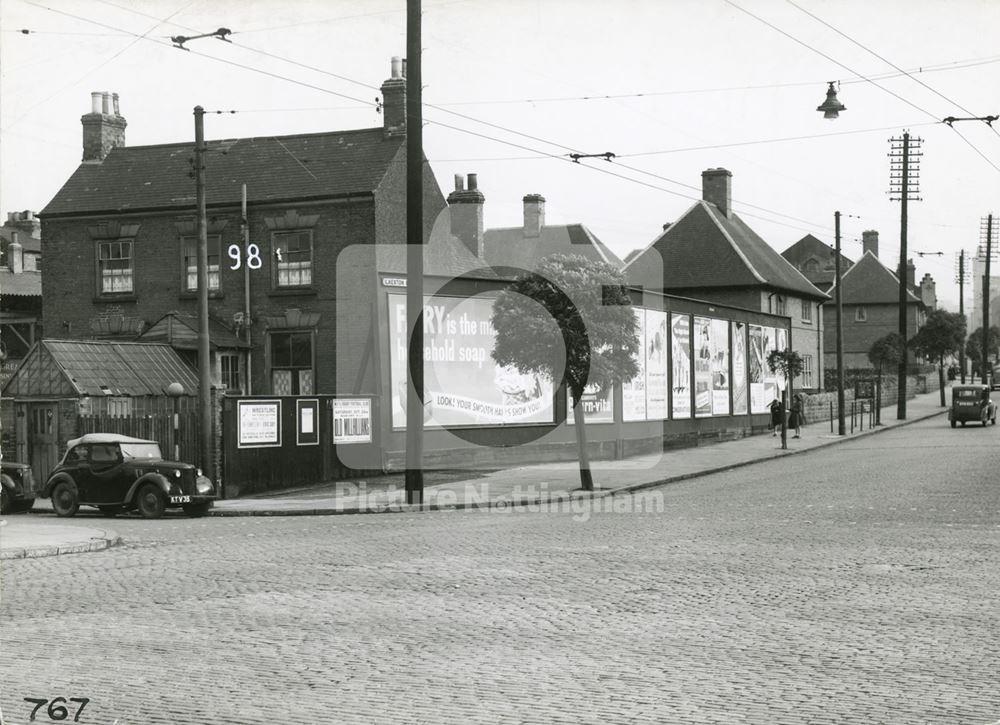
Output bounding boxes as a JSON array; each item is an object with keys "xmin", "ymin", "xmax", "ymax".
[{"xmin": 242, "ymin": 184, "xmax": 252, "ymax": 395}]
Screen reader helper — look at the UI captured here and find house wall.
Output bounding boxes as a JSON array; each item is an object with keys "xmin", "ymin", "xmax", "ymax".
[{"xmin": 822, "ymin": 301, "xmax": 923, "ymax": 371}]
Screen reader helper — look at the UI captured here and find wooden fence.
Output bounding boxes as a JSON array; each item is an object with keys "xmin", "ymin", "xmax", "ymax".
[{"xmin": 77, "ymin": 411, "xmax": 201, "ymax": 465}]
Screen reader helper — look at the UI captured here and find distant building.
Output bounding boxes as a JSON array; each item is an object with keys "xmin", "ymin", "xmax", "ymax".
[{"xmin": 1, "ymin": 210, "xmax": 43, "ymax": 382}]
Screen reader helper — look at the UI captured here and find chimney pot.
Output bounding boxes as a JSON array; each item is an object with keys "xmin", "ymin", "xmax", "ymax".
[
  {"xmin": 82, "ymin": 90, "xmax": 127, "ymax": 162},
  {"xmin": 390, "ymin": 56, "xmax": 403, "ymax": 79},
  {"xmin": 454, "ymin": 174, "xmax": 464, "ymax": 192},
  {"xmin": 468, "ymin": 173, "xmax": 478, "ymax": 191},
  {"xmin": 91, "ymin": 92, "xmax": 103, "ymax": 114},
  {"xmin": 446, "ymin": 173, "xmax": 486, "ymax": 258},
  {"xmin": 102, "ymin": 92, "xmax": 111, "ymax": 114},
  {"xmin": 112, "ymin": 92, "xmax": 120, "ymax": 116}
]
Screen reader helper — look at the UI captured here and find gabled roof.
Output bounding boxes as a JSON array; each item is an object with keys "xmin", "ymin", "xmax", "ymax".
[
  {"xmin": 0, "ymin": 269, "xmax": 41, "ymax": 297},
  {"xmin": 483, "ymin": 223, "xmax": 623, "ymax": 271},
  {"xmin": 42, "ymin": 127, "xmax": 405, "ymax": 217},
  {"xmin": 139, "ymin": 312, "xmax": 249, "ymax": 349},
  {"xmin": 624, "ymin": 201, "xmax": 827, "ymax": 300},
  {"xmin": 832, "ymin": 251, "xmax": 921, "ymax": 305},
  {"xmin": 781, "ymin": 233, "xmax": 854, "ymax": 289},
  {"xmin": 1, "ymin": 339, "xmax": 198, "ymax": 398}
]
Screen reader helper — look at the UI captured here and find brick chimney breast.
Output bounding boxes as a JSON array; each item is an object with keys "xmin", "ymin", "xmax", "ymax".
[
  {"xmin": 380, "ymin": 56, "xmax": 406, "ymax": 138},
  {"xmin": 906, "ymin": 258, "xmax": 916, "ymax": 289},
  {"xmin": 862, "ymin": 230, "xmax": 879, "ymax": 258},
  {"xmin": 523, "ymin": 194, "xmax": 545, "ymax": 238},
  {"xmin": 701, "ymin": 168, "xmax": 732, "ymax": 218},
  {"xmin": 447, "ymin": 173, "xmax": 485, "ymax": 258},
  {"xmin": 81, "ymin": 90, "xmax": 126, "ymax": 163}
]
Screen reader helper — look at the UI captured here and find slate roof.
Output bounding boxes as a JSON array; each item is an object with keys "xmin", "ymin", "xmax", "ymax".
[
  {"xmin": 624, "ymin": 201, "xmax": 828, "ymax": 300},
  {"xmin": 780, "ymin": 233, "xmax": 854, "ymax": 290},
  {"xmin": 2, "ymin": 340, "xmax": 198, "ymax": 398},
  {"xmin": 139, "ymin": 312, "xmax": 249, "ymax": 349},
  {"xmin": 0, "ymin": 270, "xmax": 41, "ymax": 297},
  {"xmin": 483, "ymin": 223, "xmax": 623, "ymax": 271},
  {"xmin": 42, "ymin": 127, "xmax": 405, "ymax": 217},
  {"xmin": 832, "ymin": 251, "xmax": 921, "ymax": 305}
]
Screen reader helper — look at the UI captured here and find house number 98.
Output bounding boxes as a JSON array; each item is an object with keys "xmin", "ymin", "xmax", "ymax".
[{"xmin": 227, "ymin": 243, "xmax": 262, "ymax": 270}]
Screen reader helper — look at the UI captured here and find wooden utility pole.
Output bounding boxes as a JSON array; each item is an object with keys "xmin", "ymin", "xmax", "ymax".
[
  {"xmin": 193, "ymin": 106, "xmax": 213, "ymax": 480},
  {"xmin": 982, "ymin": 214, "xmax": 993, "ymax": 384},
  {"xmin": 888, "ymin": 131, "xmax": 922, "ymax": 420},
  {"xmin": 957, "ymin": 249, "xmax": 967, "ymax": 383},
  {"xmin": 404, "ymin": 0, "xmax": 425, "ymax": 505},
  {"xmin": 834, "ymin": 211, "xmax": 846, "ymax": 435}
]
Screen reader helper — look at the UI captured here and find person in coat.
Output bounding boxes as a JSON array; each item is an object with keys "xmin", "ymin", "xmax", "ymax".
[
  {"xmin": 789, "ymin": 394, "xmax": 805, "ymax": 438},
  {"xmin": 769, "ymin": 398, "xmax": 783, "ymax": 436}
]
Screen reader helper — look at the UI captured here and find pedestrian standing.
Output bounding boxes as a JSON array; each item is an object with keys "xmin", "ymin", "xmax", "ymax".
[
  {"xmin": 769, "ymin": 398, "xmax": 782, "ymax": 436},
  {"xmin": 789, "ymin": 394, "xmax": 804, "ymax": 438}
]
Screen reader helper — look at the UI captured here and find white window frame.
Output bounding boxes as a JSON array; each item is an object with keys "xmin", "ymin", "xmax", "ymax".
[
  {"xmin": 97, "ymin": 239, "xmax": 134, "ymax": 294},
  {"xmin": 855, "ymin": 305, "xmax": 868, "ymax": 322},
  {"xmin": 800, "ymin": 299, "xmax": 812, "ymax": 323},
  {"xmin": 801, "ymin": 354, "xmax": 814, "ymax": 388},
  {"xmin": 181, "ymin": 234, "xmax": 221, "ymax": 292}
]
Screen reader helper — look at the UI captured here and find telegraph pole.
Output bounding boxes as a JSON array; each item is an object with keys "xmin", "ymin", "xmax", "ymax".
[
  {"xmin": 888, "ymin": 131, "xmax": 922, "ymax": 419},
  {"xmin": 982, "ymin": 214, "xmax": 993, "ymax": 384},
  {"xmin": 834, "ymin": 211, "xmax": 846, "ymax": 435},
  {"xmin": 194, "ymin": 106, "xmax": 213, "ymax": 480},
  {"xmin": 404, "ymin": 0, "xmax": 425, "ymax": 505},
  {"xmin": 956, "ymin": 249, "xmax": 967, "ymax": 383}
]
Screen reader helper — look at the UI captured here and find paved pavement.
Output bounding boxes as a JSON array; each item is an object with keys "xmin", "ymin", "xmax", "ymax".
[{"xmin": 0, "ymin": 387, "xmax": 952, "ymax": 559}]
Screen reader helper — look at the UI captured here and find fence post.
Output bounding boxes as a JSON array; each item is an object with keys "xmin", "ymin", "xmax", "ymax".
[{"xmin": 829, "ymin": 400, "xmax": 834, "ymax": 433}]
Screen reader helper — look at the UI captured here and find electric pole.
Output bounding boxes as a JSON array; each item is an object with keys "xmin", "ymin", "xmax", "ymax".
[
  {"xmin": 404, "ymin": 0, "xmax": 425, "ymax": 505},
  {"xmin": 194, "ymin": 106, "xmax": 213, "ymax": 480},
  {"xmin": 888, "ymin": 131, "xmax": 923, "ymax": 419},
  {"xmin": 956, "ymin": 249, "xmax": 968, "ymax": 383},
  {"xmin": 834, "ymin": 211, "xmax": 846, "ymax": 435},
  {"xmin": 981, "ymin": 214, "xmax": 994, "ymax": 384}
]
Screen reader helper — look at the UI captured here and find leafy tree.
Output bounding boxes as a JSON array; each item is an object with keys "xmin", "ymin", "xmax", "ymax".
[
  {"xmin": 869, "ymin": 333, "xmax": 904, "ymax": 424},
  {"xmin": 491, "ymin": 255, "xmax": 639, "ymax": 491},
  {"xmin": 965, "ymin": 325, "xmax": 1000, "ymax": 383},
  {"xmin": 909, "ymin": 310, "xmax": 966, "ymax": 406},
  {"xmin": 767, "ymin": 349, "xmax": 804, "ymax": 448}
]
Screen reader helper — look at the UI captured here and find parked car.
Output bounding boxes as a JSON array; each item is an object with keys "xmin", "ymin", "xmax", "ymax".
[
  {"xmin": 38, "ymin": 433, "xmax": 215, "ymax": 519},
  {"xmin": 948, "ymin": 384, "xmax": 997, "ymax": 428},
  {"xmin": 1, "ymin": 460, "xmax": 36, "ymax": 514}
]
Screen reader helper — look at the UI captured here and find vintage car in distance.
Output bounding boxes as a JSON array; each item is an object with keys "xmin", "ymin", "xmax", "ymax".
[
  {"xmin": 948, "ymin": 384, "xmax": 997, "ymax": 428},
  {"xmin": 1, "ymin": 460, "xmax": 36, "ymax": 514},
  {"xmin": 38, "ymin": 433, "xmax": 215, "ymax": 518}
]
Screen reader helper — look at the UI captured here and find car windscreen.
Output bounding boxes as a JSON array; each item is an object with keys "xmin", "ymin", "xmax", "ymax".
[
  {"xmin": 120, "ymin": 443, "xmax": 163, "ymax": 460},
  {"xmin": 955, "ymin": 389, "xmax": 984, "ymax": 400}
]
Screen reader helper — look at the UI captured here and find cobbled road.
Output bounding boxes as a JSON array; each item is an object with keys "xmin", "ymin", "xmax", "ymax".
[{"xmin": 2, "ymin": 417, "xmax": 999, "ymax": 725}]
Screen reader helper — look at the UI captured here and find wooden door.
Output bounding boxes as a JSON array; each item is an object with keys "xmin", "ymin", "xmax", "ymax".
[{"xmin": 28, "ymin": 403, "xmax": 60, "ymax": 482}]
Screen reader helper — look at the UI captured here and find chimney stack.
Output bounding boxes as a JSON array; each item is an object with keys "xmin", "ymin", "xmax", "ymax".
[
  {"xmin": 8, "ymin": 232, "xmax": 23, "ymax": 274},
  {"xmin": 920, "ymin": 273, "xmax": 937, "ymax": 309},
  {"xmin": 380, "ymin": 56, "xmax": 407, "ymax": 138},
  {"xmin": 906, "ymin": 258, "xmax": 916, "ymax": 289},
  {"xmin": 522, "ymin": 194, "xmax": 545, "ymax": 238},
  {"xmin": 447, "ymin": 173, "xmax": 485, "ymax": 258},
  {"xmin": 81, "ymin": 90, "xmax": 127, "ymax": 163},
  {"xmin": 701, "ymin": 168, "xmax": 732, "ymax": 219},
  {"xmin": 862, "ymin": 230, "xmax": 879, "ymax": 258}
]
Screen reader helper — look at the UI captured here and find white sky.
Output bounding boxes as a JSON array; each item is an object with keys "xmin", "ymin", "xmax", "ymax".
[{"xmin": 3, "ymin": 0, "xmax": 999, "ymax": 311}]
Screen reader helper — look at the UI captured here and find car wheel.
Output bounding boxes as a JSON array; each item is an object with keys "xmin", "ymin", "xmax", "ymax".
[
  {"xmin": 51, "ymin": 481, "xmax": 80, "ymax": 517},
  {"xmin": 182, "ymin": 502, "xmax": 213, "ymax": 517},
  {"xmin": 136, "ymin": 484, "xmax": 166, "ymax": 519},
  {"xmin": 98, "ymin": 505, "xmax": 123, "ymax": 517}
]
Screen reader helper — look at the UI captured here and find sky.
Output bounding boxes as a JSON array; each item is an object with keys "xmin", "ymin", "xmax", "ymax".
[{"xmin": 2, "ymin": 0, "xmax": 999, "ymax": 312}]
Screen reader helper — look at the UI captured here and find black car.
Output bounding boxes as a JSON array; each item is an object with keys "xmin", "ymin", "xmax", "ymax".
[
  {"xmin": 39, "ymin": 434, "xmax": 216, "ymax": 519},
  {"xmin": 1, "ymin": 460, "xmax": 36, "ymax": 514}
]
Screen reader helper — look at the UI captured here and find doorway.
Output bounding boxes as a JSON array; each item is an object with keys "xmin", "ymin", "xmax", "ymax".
[{"xmin": 28, "ymin": 403, "xmax": 59, "ymax": 481}]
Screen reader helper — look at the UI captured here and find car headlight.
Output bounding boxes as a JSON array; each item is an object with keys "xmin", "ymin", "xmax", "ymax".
[
  {"xmin": 196, "ymin": 477, "xmax": 213, "ymax": 495},
  {"xmin": 174, "ymin": 470, "xmax": 182, "ymax": 478}
]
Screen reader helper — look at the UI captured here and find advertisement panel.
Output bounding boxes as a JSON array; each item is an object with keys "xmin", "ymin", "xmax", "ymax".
[
  {"xmin": 693, "ymin": 316, "xmax": 713, "ymax": 417},
  {"xmin": 749, "ymin": 325, "xmax": 768, "ymax": 414},
  {"xmin": 645, "ymin": 309, "xmax": 669, "ymax": 419},
  {"xmin": 388, "ymin": 294, "xmax": 554, "ymax": 428},
  {"xmin": 566, "ymin": 385, "xmax": 615, "ymax": 424},
  {"xmin": 732, "ymin": 322, "xmax": 748, "ymax": 415},
  {"xmin": 711, "ymin": 318, "xmax": 731, "ymax": 415},
  {"xmin": 333, "ymin": 398, "xmax": 373, "ymax": 444},
  {"xmin": 671, "ymin": 313, "xmax": 691, "ymax": 418},
  {"xmin": 237, "ymin": 400, "xmax": 281, "ymax": 448},
  {"xmin": 622, "ymin": 308, "xmax": 647, "ymax": 422}
]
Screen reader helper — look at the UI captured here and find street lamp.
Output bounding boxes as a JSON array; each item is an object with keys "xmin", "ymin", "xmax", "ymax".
[
  {"xmin": 817, "ymin": 82, "xmax": 846, "ymax": 119},
  {"xmin": 165, "ymin": 382, "xmax": 185, "ymax": 460}
]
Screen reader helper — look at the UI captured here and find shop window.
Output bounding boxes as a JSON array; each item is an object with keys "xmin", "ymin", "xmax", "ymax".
[
  {"xmin": 181, "ymin": 235, "xmax": 221, "ymax": 291},
  {"xmin": 97, "ymin": 240, "xmax": 134, "ymax": 294},
  {"xmin": 270, "ymin": 331, "xmax": 314, "ymax": 395},
  {"xmin": 273, "ymin": 230, "xmax": 313, "ymax": 288}
]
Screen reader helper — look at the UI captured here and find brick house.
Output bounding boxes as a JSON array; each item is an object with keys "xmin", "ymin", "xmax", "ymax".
[
  {"xmin": 39, "ymin": 58, "xmax": 444, "ymax": 398},
  {"xmin": 780, "ymin": 231, "xmax": 855, "ymax": 294},
  {"xmin": 624, "ymin": 168, "xmax": 829, "ymax": 391}
]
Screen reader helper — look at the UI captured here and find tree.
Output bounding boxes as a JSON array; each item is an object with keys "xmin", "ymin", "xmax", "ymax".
[
  {"xmin": 766, "ymin": 348, "xmax": 804, "ymax": 449},
  {"xmin": 491, "ymin": 255, "xmax": 639, "ymax": 491},
  {"xmin": 909, "ymin": 310, "xmax": 966, "ymax": 406},
  {"xmin": 965, "ymin": 325, "xmax": 1000, "ymax": 383},
  {"xmin": 869, "ymin": 333, "xmax": 904, "ymax": 425}
]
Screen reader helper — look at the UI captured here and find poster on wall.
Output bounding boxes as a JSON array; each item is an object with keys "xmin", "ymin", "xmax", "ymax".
[
  {"xmin": 749, "ymin": 325, "xmax": 768, "ymax": 414},
  {"xmin": 774, "ymin": 327, "xmax": 788, "ymax": 392},
  {"xmin": 333, "ymin": 398, "xmax": 372, "ymax": 444},
  {"xmin": 732, "ymin": 322, "xmax": 748, "ymax": 415},
  {"xmin": 710, "ymin": 318, "xmax": 731, "ymax": 415},
  {"xmin": 645, "ymin": 309, "xmax": 669, "ymax": 419},
  {"xmin": 566, "ymin": 384, "xmax": 615, "ymax": 424},
  {"xmin": 388, "ymin": 294, "xmax": 554, "ymax": 428},
  {"xmin": 693, "ymin": 316, "xmax": 713, "ymax": 417},
  {"xmin": 237, "ymin": 400, "xmax": 281, "ymax": 448},
  {"xmin": 296, "ymin": 398, "xmax": 319, "ymax": 446},
  {"xmin": 671, "ymin": 313, "xmax": 691, "ymax": 418},
  {"xmin": 622, "ymin": 308, "xmax": 647, "ymax": 422}
]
